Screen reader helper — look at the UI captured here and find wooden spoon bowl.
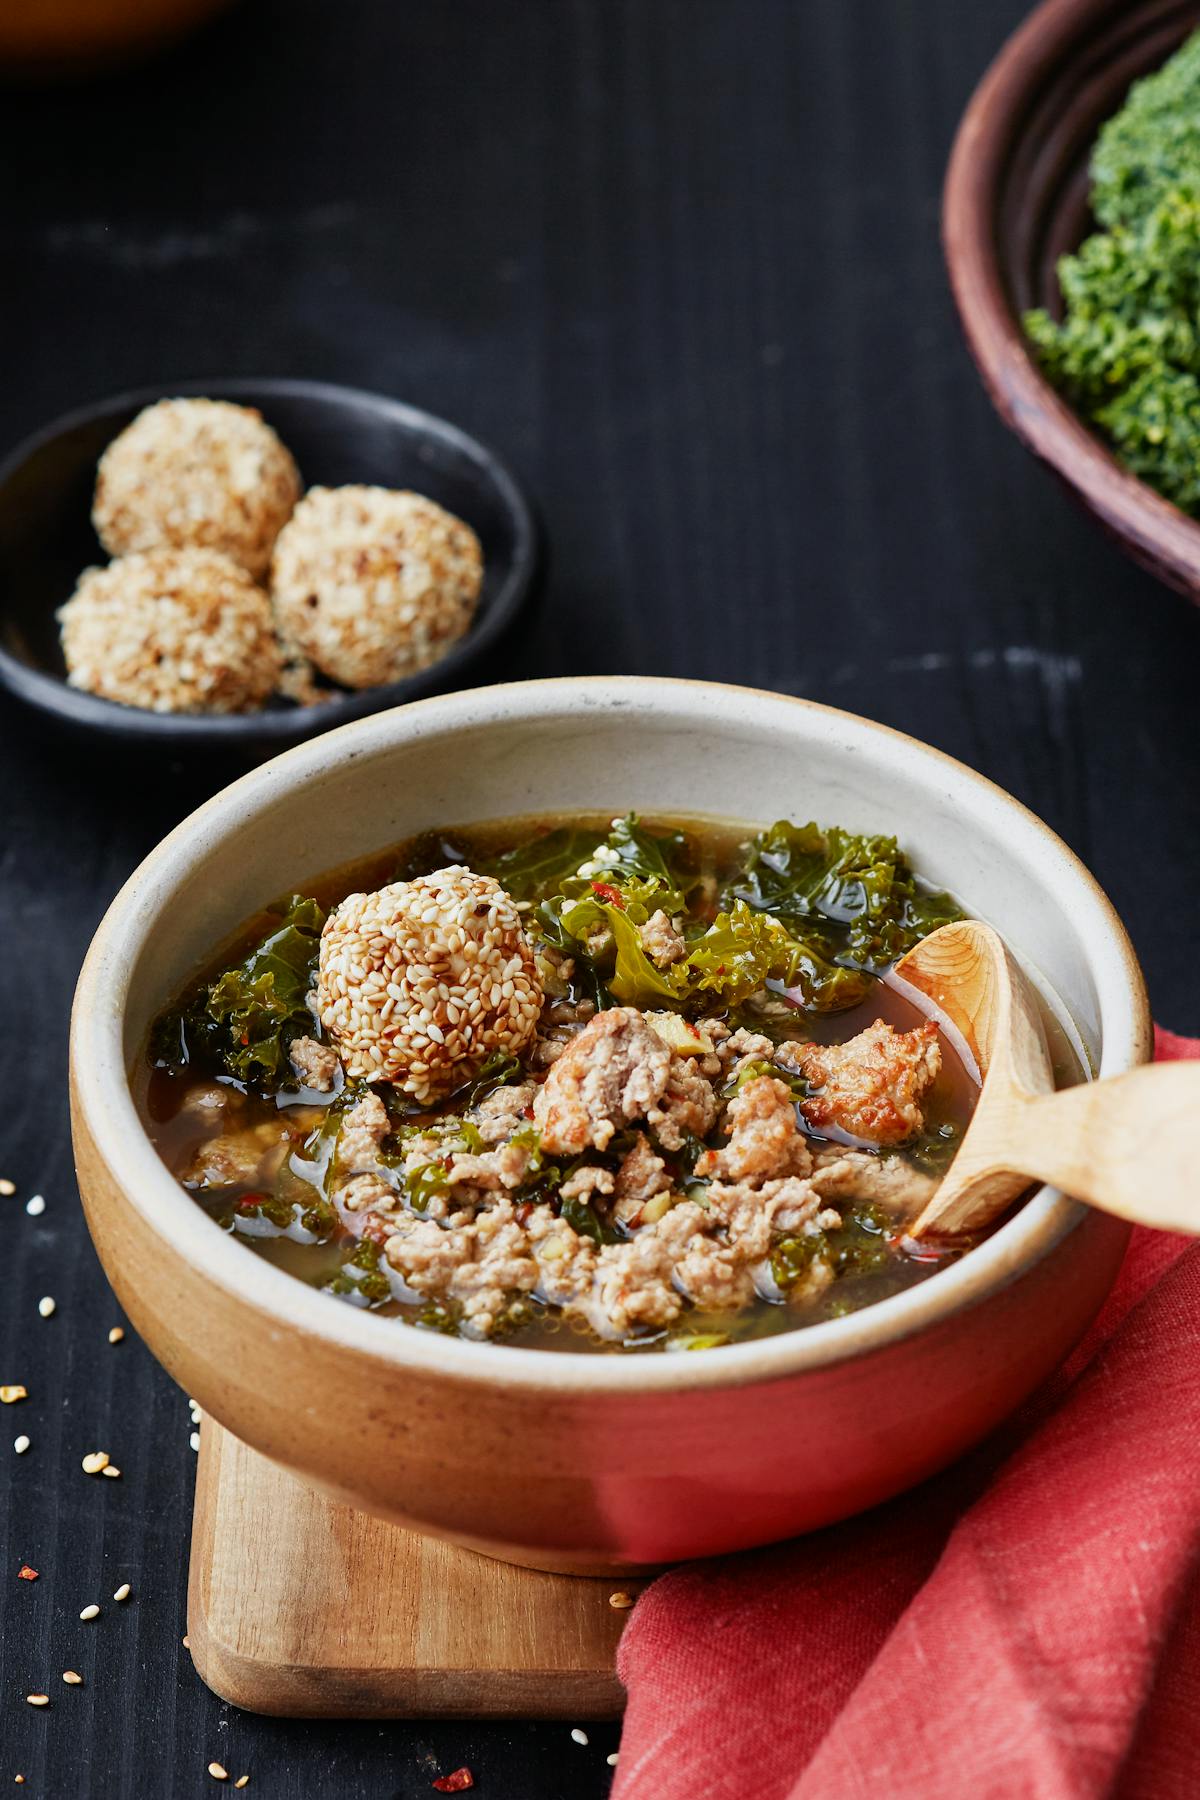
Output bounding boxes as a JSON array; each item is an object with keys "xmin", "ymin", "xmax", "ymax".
[
  {"xmin": 898, "ymin": 920, "xmax": 1200, "ymax": 1239},
  {"xmin": 943, "ymin": 0, "xmax": 1200, "ymax": 602}
]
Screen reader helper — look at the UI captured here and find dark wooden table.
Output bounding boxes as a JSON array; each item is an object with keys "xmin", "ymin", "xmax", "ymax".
[{"xmin": 2, "ymin": 1, "xmax": 1199, "ymax": 1794}]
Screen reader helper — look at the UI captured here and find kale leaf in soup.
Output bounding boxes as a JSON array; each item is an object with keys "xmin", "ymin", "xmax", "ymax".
[
  {"xmin": 141, "ymin": 812, "xmax": 1065, "ymax": 1355},
  {"xmin": 154, "ymin": 893, "xmax": 326, "ymax": 1090}
]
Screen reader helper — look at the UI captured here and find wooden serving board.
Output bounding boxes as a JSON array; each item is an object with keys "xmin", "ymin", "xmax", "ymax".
[{"xmin": 187, "ymin": 1423, "xmax": 638, "ymax": 1718}]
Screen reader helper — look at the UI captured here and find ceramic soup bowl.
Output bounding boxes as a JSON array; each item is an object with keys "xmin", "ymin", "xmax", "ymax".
[{"xmin": 69, "ymin": 678, "xmax": 1150, "ymax": 1573}]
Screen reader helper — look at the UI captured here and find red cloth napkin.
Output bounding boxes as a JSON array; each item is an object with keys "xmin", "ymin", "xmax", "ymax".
[{"xmin": 615, "ymin": 1027, "xmax": 1200, "ymax": 1800}]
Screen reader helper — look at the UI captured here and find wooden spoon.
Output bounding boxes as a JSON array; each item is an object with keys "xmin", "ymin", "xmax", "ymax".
[{"xmin": 892, "ymin": 919, "xmax": 1197, "ymax": 1239}]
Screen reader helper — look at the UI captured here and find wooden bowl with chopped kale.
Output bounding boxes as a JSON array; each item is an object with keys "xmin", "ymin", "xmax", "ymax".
[{"xmin": 944, "ymin": 0, "xmax": 1200, "ymax": 602}]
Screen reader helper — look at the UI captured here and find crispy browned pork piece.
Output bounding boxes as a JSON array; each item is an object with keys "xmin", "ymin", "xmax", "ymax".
[
  {"xmin": 177, "ymin": 1082, "xmax": 244, "ymax": 1125},
  {"xmin": 809, "ymin": 1146, "xmax": 936, "ymax": 1217},
  {"xmin": 637, "ymin": 909, "xmax": 687, "ymax": 967},
  {"xmin": 288, "ymin": 1035, "xmax": 341, "ymax": 1093},
  {"xmin": 470, "ymin": 1082, "xmax": 538, "ymax": 1144},
  {"xmin": 525, "ymin": 1197, "xmax": 744, "ymax": 1338},
  {"xmin": 696, "ymin": 1075, "xmax": 840, "ymax": 1263},
  {"xmin": 696, "ymin": 1076, "xmax": 814, "ymax": 1185},
  {"xmin": 611, "ymin": 1133, "xmax": 673, "ymax": 1227},
  {"xmin": 384, "ymin": 1198, "xmax": 544, "ymax": 1337},
  {"xmin": 183, "ymin": 1122, "xmax": 290, "ymax": 1188},
  {"xmin": 781, "ymin": 1018, "xmax": 941, "ymax": 1146},
  {"xmin": 337, "ymin": 1091, "xmax": 392, "ymax": 1173},
  {"xmin": 533, "ymin": 1007, "xmax": 718, "ymax": 1156}
]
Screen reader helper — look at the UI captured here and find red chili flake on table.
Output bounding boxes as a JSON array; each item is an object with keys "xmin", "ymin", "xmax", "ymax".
[
  {"xmin": 17, "ymin": 1566, "xmax": 38, "ymax": 1581},
  {"xmin": 432, "ymin": 1771, "xmax": 474, "ymax": 1792},
  {"xmin": 590, "ymin": 881, "xmax": 625, "ymax": 908}
]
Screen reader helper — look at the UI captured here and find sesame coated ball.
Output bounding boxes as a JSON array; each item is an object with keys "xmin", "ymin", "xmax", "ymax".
[
  {"xmin": 93, "ymin": 398, "xmax": 302, "ymax": 578},
  {"xmin": 58, "ymin": 549, "xmax": 281, "ymax": 714},
  {"xmin": 317, "ymin": 867, "xmax": 543, "ymax": 1103},
  {"xmin": 270, "ymin": 486, "xmax": 483, "ymax": 690}
]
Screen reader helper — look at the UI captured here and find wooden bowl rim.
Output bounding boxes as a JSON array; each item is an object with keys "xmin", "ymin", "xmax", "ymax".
[{"xmin": 942, "ymin": 0, "xmax": 1200, "ymax": 596}]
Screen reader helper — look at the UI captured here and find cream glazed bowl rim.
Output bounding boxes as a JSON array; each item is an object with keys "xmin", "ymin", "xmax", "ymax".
[{"xmin": 71, "ymin": 676, "xmax": 1152, "ymax": 1395}]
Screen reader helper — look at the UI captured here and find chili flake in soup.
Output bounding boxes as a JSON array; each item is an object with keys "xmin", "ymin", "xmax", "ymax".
[{"xmin": 139, "ymin": 814, "xmax": 1077, "ymax": 1353}]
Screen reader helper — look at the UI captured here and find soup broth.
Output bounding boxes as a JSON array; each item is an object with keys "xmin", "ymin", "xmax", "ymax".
[{"xmin": 139, "ymin": 813, "xmax": 1082, "ymax": 1353}]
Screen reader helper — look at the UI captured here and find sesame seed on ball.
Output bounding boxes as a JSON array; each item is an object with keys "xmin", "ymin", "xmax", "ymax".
[
  {"xmin": 93, "ymin": 398, "xmax": 302, "ymax": 579},
  {"xmin": 316, "ymin": 867, "xmax": 543, "ymax": 1103},
  {"xmin": 270, "ymin": 485, "xmax": 483, "ymax": 690},
  {"xmin": 57, "ymin": 548, "xmax": 281, "ymax": 715}
]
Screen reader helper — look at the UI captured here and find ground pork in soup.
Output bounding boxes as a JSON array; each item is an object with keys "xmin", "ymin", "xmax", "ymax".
[{"xmin": 140, "ymin": 813, "xmax": 1082, "ymax": 1353}]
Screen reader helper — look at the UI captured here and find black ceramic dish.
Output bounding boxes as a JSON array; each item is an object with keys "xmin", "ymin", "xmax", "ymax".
[{"xmin": 0, "ymin": 378, "xmax": 539, "ymax": 753}]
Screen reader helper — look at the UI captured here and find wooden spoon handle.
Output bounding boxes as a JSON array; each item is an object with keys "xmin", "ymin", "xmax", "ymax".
[{"xmin": 1013, "ymin": 1062, "xmax": 1200, "ymax": 1234}]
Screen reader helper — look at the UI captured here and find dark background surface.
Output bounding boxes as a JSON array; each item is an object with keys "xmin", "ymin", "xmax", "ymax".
[{"xmin": 2, "ymin": 1, "xmax": 1199, "ymax": 1795}]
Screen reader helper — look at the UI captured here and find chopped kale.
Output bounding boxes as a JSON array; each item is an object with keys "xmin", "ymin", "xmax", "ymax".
[
  {"xmin": 683, "ymin": 899, "xmax": 873, "ymax": 1011},
  {"xmin": 154, "ymin": 894, "xmax": 326, "ymax": 1092},
  {"xmin": 574, "ymin": 814, "xmax": 691, "ymax": 912},
  {"xmin": 404, "ymin": 1161, "xmax": 451, "ymax": 1214},
  {"xmin": 771, "ymin": 1203, "xmax": 896, "ymax": 1295},
  {"xmin": 770, "ymin": 1230, "xmax": 826, "ymax": 1291},
  {"xmin": 228, "ymin": 1190, "xmax": 294, "ymax": 1231},
  {"xmin": 559, "ymin": 1193, "xmax": 621, "ymax": 1245},
  {"xmin": 1024, "ymin": 31, "xmax": 1200, "ymax": 515},
  {"xmin": 449, "ymin": 1052, "xmax": 525, "ymax": 1109},
  {"xmin": 827, "ymin": 1203, "xmax": 895, "ymax": 1279},
  {"xmin": 724, "ymin": 1055, "xmax": 808, "ymax": 1100},
  {"xmin": 534, "ymin": 899, "xmax": 615, "ymax": 1011},
  {"xmin": 538, "ymin": 813, "xmax": 694, "ymax": 1002},
  {"xmin": 325, "ymin": 1239, "xmax": 393, "ymax": 1306},
  {"xmin": 522, "ymin": 814, "xmax": 933, "ymax": 1015},
  {"xmin": 723, "ymin": 821, "xmax": 960, "ymax": 973},
  {"xmin": 493, "ymin": 1296, "xmax": 539, "ymax": 1335},
  {"xmin": 484, "ymin": 827, "xmax": 604, "ymax": 900},
  {"xmin": 488, "ymin": 814, "xmax": 690, "ymax": 914},
  {"xmin": 558, "ymin": 894, "xmax": 679, "ymax": 1006},
  {"xmin": 393, "ymin": 830, "xmax": 473, "ymax": 881},
  {"xmin": 1090, "ymin": 30, "xmax": 1200, "ymax": 230},
  {"xmin": 412, "ymin": 1298, "xmax": 463, "ymax": 1336},
  {"xmin": 531, "ymin": 813, "xmax": 960, "ymax": 1014},
  {"xmin": 217, "ymin": 1188, "xmax": 338, "ymax": 1243}
]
